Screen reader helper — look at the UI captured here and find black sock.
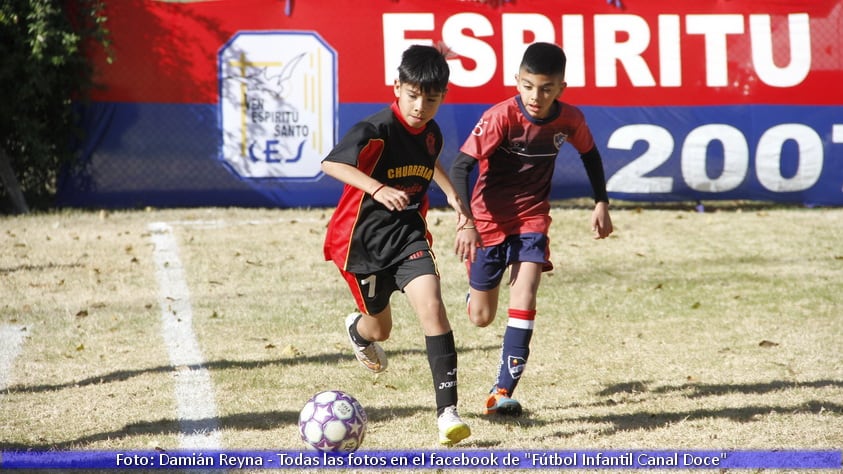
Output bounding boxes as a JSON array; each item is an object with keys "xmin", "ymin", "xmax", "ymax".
[
  {"xmin": 425, "ymin": 331, "xmax": 458, "ymax": 416},
  {"xmin": 348, "ymin": 314, "xmax": 371, "ymax": 346}
]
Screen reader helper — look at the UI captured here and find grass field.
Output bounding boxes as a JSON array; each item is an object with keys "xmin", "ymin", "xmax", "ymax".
[{"xmin": 1, "ymin": 202, "xmax": 841, "ymax": 472}]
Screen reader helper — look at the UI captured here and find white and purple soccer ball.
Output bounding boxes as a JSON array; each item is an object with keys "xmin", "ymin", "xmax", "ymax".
[{"xmin": 298, "ymin": 390, "xmax": 367, "ymax": 452}]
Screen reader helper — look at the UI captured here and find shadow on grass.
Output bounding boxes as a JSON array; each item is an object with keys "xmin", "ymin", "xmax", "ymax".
[
  {"xmin": 531, "ymin": 379, "xmax": 843, "ymax": 440},
  {"xmin": 597, "ymin": 378, "xmax": 843, "ymax": 399},
  {"xmin": 0, "ymin": 262, "xmax": 85, "ymax": 275},
  {"xmin": 2, "ymin": 353, "xmax": 346, "ymax": 395},
  {"xmin": 3, "ymin": 345, "xmax": 499, "ymax": 395},
  {"xmin": 559, "ymin": 400, "xmax": 842, "ymax": 439},
  {"xmin": 0, "ymin": 404, "xmax": 431, "ymax": 451}
]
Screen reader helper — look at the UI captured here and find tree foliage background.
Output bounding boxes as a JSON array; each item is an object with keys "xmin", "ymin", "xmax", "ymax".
[{"xmin": 0, "ymin": 0, "xmax": 110, "ymax": 211}]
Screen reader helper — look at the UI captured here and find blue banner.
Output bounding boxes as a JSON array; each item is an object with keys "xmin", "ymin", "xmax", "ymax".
[
  {"xmin": 3, "ymin": 449, "xmax": 840, "ymax": 469},
  {"xmin": 58, "ymin": 103, "xmax": 843, "ymax": 208}
]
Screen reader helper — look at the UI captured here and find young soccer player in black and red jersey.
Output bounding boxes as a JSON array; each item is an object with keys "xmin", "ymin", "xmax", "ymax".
[
  {"xmin": 322, "ymin": 44, "xmax": 472, "ymax": 446},
  {"xmin": 449, "ymin": 42, "xmax": 614, "ymax": 416}
]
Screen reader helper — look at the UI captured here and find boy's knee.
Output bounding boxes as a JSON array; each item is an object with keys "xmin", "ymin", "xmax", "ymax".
[{"xmin": 469, "ymin": 309, "xmax": 495, "ymax": 328}]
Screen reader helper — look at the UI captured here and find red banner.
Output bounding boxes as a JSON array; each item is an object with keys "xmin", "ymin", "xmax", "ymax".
[{"xmin": 90, "ymin": 0, "xmax": 841, "ymax": 106}]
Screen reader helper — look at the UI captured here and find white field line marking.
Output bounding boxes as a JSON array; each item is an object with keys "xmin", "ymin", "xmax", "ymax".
[
  {"xmin": 149, "ymin": 222, "xmax": 221, "ymax": 450},
  {"xmin": 0, "ymin": 325, "xmax": 26, "ymax": 391}
]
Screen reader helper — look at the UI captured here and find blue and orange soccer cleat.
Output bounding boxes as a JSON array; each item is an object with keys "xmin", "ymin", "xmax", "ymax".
[{"xmin": 483, "ymin": 387, "xmax": 523, "ymax": 416}]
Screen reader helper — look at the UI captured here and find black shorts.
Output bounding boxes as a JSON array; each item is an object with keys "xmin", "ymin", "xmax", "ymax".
[{"xmin": 340, "ymin": 249, "xmax": 439, "ymax": 315}]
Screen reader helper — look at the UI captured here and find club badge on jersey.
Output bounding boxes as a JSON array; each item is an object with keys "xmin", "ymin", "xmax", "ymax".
[{"xmin": 553, "ymin": 132, "xmax": 569, "ymax": 150}]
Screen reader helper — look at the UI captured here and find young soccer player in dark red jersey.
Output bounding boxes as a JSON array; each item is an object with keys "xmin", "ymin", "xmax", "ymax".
[
  {"xmin": 322, "ymin": 44, "xmax": 472, "ymax": 446},
  {"xmin": 449, "ymin": 42, "xmax": 614, "ymax": 416}
]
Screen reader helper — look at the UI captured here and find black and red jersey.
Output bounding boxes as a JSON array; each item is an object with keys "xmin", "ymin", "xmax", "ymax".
[
  {"xmin": 460, "ymin": 95, "xmax": 595, "ymax": 246},
  {"xmin": 323, "ymin": 101, "xmax": 442, "ymax": 273}
]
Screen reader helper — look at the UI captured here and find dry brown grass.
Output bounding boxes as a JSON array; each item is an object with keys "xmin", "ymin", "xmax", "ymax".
[{"xmin": 1, "ymin": 204, "xmax": 841, "ymax": 472}]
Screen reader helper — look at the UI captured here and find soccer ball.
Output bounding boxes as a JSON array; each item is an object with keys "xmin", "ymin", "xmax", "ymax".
[{"xmin": 298, "ymin": 390, "xmax": 367, "ymax": 452}]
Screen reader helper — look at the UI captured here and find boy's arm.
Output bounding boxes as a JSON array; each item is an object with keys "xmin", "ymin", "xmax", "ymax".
[
  {"xmin": 321, "ymin": 160, "xmax": 410, "ymax": 211},
  {"xmin": 433, "ymin": 160, "xmax": 471, "ymax": 222},
  {"xmin": 579, "ymin": 146, "xmax": 609, "ymax": 204},
  {"xmin": 448, "ymin": 152, "xmax": 477, "ymax": 223},
  {"xmin": 446, "ymin": 152, "xmax": 483, "ymax": 261},
  {"xmin": 579, "ymin": 146, "xmax": 614, "ymax": 239}
]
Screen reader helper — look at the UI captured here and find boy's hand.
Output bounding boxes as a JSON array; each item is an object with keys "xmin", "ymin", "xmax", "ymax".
[
  {"xmin": 449, "ymin": 196, "xmax": 482, "ymax": 262},
  {"xmin": 454, "ymin": 222, "xmax": 483, "ymax": 262},
  {"xmin": 591, "ymin": 201, "xmax": 613, "ymax": 239},
  {"xmin": 373, "ymin": 185, "xmax": 410, "ymax": 211}
]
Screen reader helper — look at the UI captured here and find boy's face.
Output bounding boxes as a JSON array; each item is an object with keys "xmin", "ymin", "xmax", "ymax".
[
  {"xmin": 515, "ymin": 69, "xmax": 566, "ymax": 119},
  {"xmin": 393, "ymin": 81, "xmax": 446, "ymax": 129}
]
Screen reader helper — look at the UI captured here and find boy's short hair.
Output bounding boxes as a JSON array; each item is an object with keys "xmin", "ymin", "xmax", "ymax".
[
  {"xmin": 398, "ymin": 44, "xmax": 450, "ymax": 94},
  {"xmin": 519, "ymin": 42, "xmax": 567, "ymax": 78}
]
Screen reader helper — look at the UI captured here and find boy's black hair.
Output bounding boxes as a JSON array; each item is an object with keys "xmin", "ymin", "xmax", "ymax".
[
  {"xmin": 398, "ymin": 44, "xmax": 450, "ymax": 94},
  {"xmin": 519, "ymin": 42, "xmax": 567, "ymax": 78}
]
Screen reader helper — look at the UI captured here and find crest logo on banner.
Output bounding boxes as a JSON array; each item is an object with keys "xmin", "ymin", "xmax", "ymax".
[{"xmin": 219, "ymin": 31, "xmax": 336, "ymax": 180}]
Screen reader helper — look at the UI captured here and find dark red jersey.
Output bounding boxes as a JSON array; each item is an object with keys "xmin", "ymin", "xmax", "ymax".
[
  {"xmin": 460, "ymin": 95, "xmax": 595, "ymax": 246},
  {"xmin": 323, "ymin": 101, "xmax": 442, "ymax": 273}
]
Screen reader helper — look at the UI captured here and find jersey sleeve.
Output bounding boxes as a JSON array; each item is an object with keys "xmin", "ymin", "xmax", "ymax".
[
  {"xmin": 322, "ymin": 121, "xmax": 381, "ymax": 167},
  {"xmin": 564, "ymin": 105, "xmax": 596, "ymax": 154},
  {"xmin": 459, "ymin": 106, "xmax": 506, "ymax": 161}
]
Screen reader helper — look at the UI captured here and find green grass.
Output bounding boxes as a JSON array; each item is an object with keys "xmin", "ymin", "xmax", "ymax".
[{"xmin": 1, "ymin": 204, "xmax": 841, "ymax": 472}]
